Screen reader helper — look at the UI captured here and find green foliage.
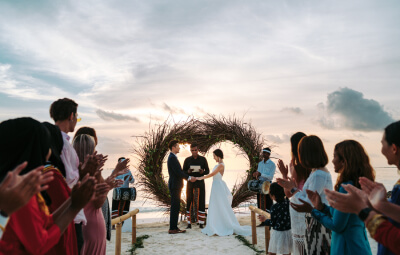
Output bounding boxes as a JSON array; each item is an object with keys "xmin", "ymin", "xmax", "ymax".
[
  {"xmin": 127, "ymin": 235, "xmax": 150, "ymax": 255},
  {"xmin": 235, "ymin": 235, "xmax": 264, "ymax": 255}
]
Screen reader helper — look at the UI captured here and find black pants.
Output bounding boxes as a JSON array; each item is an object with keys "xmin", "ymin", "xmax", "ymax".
[
  {"xmin": 257, "ymin": 193, "xmax": 273, "ymax": 211},
  {"xmin": 75, "ymin": 223, "xmax": 83, "ymax": 255},
  {"xmin": 169, "ymin": 187, "xmax": 182, "ymax": 230},
  {"xmin": 186, "ymin": 181, "xmax": 206, "ymax": 224}
]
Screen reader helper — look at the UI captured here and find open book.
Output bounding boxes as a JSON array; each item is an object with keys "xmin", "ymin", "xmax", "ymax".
[{"xmin": 190, "ymin": 165, "xmax": 201, "ymax": 173}]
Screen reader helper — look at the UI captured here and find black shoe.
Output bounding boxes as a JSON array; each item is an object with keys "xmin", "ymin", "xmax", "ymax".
[
  {"xmin": 199, "ymin": 224, "xmax": 204, "ymax": 229},
  {"xmin": 186, "ymin": 224, "xmax": 191, "ymax": 229}
]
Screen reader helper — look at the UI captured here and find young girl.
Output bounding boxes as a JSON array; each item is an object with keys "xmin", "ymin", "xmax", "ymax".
[{"xmin": 258, "ymin": 182, "xmax": 292, "ymax": 255}]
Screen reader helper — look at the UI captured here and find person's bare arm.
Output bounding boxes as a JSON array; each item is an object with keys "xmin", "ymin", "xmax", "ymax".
[{"xmin": 197, "ymin": 164, "xmax": 224, "ymax": 180}]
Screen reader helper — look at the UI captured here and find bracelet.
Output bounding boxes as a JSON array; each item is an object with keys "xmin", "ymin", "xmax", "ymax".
[
  {"xmin": 290, "ymin": 187, "xmax": 298, "ymax": 194},
  {"xmin": 358, "ymin": 207, "xmax": 372, "ymax": 221},
  {"xmin": 367, "ymin": 214, "xmax": 386, "ymax": 237}
]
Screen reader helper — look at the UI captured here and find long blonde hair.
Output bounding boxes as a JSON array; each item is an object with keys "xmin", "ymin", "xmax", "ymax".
[{"xmin": 73, "ymin": 134, "xmax": 95, "ymax": 163}]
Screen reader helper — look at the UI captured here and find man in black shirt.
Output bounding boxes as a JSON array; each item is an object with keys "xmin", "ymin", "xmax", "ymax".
[{"xmin": 183, "ymin": 143, "xmax": 210, "ymax": 229}]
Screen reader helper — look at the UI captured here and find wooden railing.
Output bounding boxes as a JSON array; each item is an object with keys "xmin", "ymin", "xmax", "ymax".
[
  {"xmin": 249, "ymin": 205, "xmax": 271, "ymax": 254},
  {"xmin": 111, "ymin": 209, "xmax": 140, "ymax": 255}
]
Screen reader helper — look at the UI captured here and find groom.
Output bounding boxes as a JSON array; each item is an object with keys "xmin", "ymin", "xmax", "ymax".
[{"xmin": 167, "ymin": 140, "xmax": 197, "ymax": 234}]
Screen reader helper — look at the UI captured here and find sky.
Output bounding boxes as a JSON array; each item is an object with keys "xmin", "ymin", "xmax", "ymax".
[{"xmin": 1, "ymin": 0, "xmax": 400, "ymax": 176}]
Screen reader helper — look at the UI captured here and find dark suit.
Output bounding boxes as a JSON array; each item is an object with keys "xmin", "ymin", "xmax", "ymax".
[{"xmin": 167, "ymin": 152, "xmax": 189, "ymax": 230}]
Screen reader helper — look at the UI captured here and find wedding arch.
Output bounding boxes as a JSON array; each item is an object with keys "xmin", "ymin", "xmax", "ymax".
[{"xmin": 132, "ymin": 115, "xmax": 268, "ymax": 213}]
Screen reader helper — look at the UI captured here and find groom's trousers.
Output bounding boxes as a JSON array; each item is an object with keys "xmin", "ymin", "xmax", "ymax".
[
  {"xmin": 169, "ymin": 187, "xmax": 182, "ymax": 230},
  {"xmin": 186, "ymin": 181, "xmax": 206, "ymax": 224}
]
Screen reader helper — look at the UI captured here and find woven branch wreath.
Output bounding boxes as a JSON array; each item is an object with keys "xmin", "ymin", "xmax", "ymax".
[{"xmin": 132, "ymin": 115, "xmax": 267, "ymax": 213}]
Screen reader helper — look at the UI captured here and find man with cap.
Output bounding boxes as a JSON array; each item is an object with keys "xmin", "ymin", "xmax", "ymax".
[{"xmin": 253, "ymin": 147, "xmax": 276, "ymax": 226}]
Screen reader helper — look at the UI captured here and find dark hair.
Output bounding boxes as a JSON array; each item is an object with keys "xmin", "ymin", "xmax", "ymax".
[
  {"xmin": 290, "ymin": 132, "xmax": 311, "ymax": 182},
  {"xmin": 190, "ymin": 143, "xmax": 198, "ymax": 149},
  {"xmin": 213, "ymin": 149, "xmax": 224, "ymax": 159},
  {"xmin": 334, "ymin": 140, "xmax": 375, "ymax": 191},
  {"xmin": 42, "ymin": 122, "xmax": 66, "ymax": 177},
  {"xmin": 75, "ymin": 127, "xmax": 97, "ymax": 145},
  {"xmin": 49, "ymin": 98, "xmax": 78, "ymax": 122},
  {"xmin": 384, "ymin": 121, "xmax": 400, "ymax": 147},
  {"xmin": 118, "ymin": 157, "xmax": 126, "ymax": 162},
  {"xmin": 298, "ymin": 135, "xmax": 328, "ymax": 169},
  {"xmin": 168, "ymin": 140, "xmax": 179, "ymax": 150},
  {"xmin": 269, "ymin": 182, "xmax": 285, "ymax": 202}
]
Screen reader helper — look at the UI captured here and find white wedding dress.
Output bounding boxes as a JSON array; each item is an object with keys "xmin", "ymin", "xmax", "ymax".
[{"xmin": 201, "ymin": 163, "xmax": 251, "ymax": 236}]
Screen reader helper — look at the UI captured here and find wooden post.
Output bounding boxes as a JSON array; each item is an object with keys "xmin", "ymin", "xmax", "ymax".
[
  {"xmin": 251, "ymin": 211, "xmax": 257, "ymax": 245},
  {"xmin": 115, "ymin": 223, "xmax": 122, "ymax": 255},
  {"xmin": 264, "ymin": 225, "xmax": 270, "ymax": 254},
  {"xmin": 132, "ymin": 214, "xmax": 137, "ymax": 244}
]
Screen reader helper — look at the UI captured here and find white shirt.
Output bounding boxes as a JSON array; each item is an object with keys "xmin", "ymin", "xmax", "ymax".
[
  {"xmin": 60, "ymin": 132, "xmax": 80, "ymax": 187},
  {"xmin": 257, "ymin": 159, "xmax": 276, "ymax": 182},
  {"xmin": 298, "ymin": 169, "xmax": 333, "ymax": 205},
  {"xmin": 60, "ymin": 131, "xmax": 87, "ymax": 225}
]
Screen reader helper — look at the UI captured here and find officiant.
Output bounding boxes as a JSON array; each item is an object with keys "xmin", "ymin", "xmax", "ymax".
[{"xmin": 183, "ymin": 143, "xmax": 210, "ymax": 229}]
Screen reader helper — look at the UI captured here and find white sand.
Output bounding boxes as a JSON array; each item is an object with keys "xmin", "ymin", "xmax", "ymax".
[{"xmin": 106, "ymin": 216, "xmax": 378, "ymax": 255}]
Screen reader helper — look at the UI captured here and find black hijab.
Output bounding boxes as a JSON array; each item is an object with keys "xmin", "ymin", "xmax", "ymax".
[
  {"xmin": 42, "ymin": 122, "xmax": 66, "ymax": 177},
  {"xmin": 0, "ymin": 117, "xmax": 51, "ymax": 182}
]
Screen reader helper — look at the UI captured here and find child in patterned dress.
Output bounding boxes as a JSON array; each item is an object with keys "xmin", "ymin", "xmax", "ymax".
[{"xmin": 258, "ymin": 182, "xmax": 292, "ymax": 255}]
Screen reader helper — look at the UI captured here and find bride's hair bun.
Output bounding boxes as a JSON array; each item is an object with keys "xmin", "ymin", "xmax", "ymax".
[{"xmin": 213, "ymin": 149, "xmax": 224, "ymax": 159}]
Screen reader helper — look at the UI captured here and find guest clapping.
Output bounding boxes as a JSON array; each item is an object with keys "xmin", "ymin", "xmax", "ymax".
[
  {"xmin": 325, "ymin": 121, "xmax": 400, "ymax": 254},
  {"xmin": 0, "ymin": 118, "xmax": 96, "ymax": 255}
]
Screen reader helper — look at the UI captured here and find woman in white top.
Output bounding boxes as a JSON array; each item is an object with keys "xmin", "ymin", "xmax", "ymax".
[
  {"xmin": 277, "ymin": 132, "xmax": 312, "ymax": 255},
  {"xmin": 278, "ymin": 135, "xmax": 333, "ymax": 255},
  {"xmin": 197, "ymin": 149, "xmax": 251, "ymax": 236}
]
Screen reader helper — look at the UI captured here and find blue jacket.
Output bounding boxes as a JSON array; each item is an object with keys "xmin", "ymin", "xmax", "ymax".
[
  {"xmin": 312, "ymin": 181, "xmax": 372, "ymax": 255},
  {"xmin": 167, "ymin": 153, "xmax": 189, "ymax": 190}
]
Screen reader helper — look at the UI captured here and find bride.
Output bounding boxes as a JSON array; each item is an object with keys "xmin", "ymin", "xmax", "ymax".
[{"xmin": 197, "ymin": 149, "xmax": 251, "ymax": 236}]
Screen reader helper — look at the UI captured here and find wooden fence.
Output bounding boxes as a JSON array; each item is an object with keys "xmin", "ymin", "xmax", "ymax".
[
  {"xmin": 111, "ymin": 209, "xmax": 140, "ymax": 255},
  {"xmin": 249, "ymin": 205, "xmax": 271, "ymax": 254}
]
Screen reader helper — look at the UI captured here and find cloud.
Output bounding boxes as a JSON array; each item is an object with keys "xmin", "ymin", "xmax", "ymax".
[
  {"xmin": 162, "ymin": 103, "xmax": 186, "ymax": 115},
  {"xmin": 282, "ymin": 107, "xmax": 302, "ymax": 115},
  {"xmin": 96, "ymin": 109, "xmax": 139, "ymax": 122},
  {"xmin": 318, "ymin": 87, "xmax": 394, "ymax": 131},
  {"xmin": 265, "ymin": 134, "xmax": 290, "ymax": 144}
]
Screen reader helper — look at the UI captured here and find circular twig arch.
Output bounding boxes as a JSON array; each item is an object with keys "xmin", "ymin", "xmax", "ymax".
[{"xmin": 133, "ymin": 115, "xmax": 267, "ymax": 213}]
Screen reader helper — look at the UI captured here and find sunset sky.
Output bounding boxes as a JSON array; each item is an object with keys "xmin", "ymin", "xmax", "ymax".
[{"xmin": 1, "ymin": 0, "xmax": 399, "ymax": 175}]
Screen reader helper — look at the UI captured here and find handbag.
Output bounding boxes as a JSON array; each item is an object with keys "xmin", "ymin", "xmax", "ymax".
[{"xmin": 113, "ymin": 187, "xmax": 137, "ymax": 201}]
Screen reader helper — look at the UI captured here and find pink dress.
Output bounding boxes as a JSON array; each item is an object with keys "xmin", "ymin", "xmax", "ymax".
[{"xmin": 81, "ymin": 202, "xmax": 106, "ymax": 255}]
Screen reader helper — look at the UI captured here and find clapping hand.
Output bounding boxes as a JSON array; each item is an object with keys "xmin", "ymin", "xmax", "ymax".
[
  {"xmin": 71, "ymin": 174, "xmax": 96, "ymax": 210},
  {"xmin": 306, "ymin": 189, "xmax": 324, "ymax": 211},
  {"xmin": 277, "ymin": 159, "xmax": 288, "ymax": 179},
  {"xmin": 359, "ymin": 177, "xmax": 387, "ymax": 211},
  {"xmin": 79, "ymin": 152, "xmax": 100, "ymax": 179},
  {"xmin": 94, "ymin": 182, "xmax": 110, "ymax": 199},
  {"xmin": 324, "ymin": 184, "xmax": 369, "ymax": 214},
  {"xmin": 113, "ymin": 158, "xmax": 130, "ymax": 178},
  {"xmin": 291, "ymin": 198, "xmax": 313, "ymax": 213},
  {"xmin": 277, "ymin": 176, "xmax": 296, "ymax": 190},
  {"xmin": 0, "ymin": 162, "xmax": 54, "ymax": 215},
  {"xmin": 104, "ymin": 177, "xmax": 124, "ymax": 189},
  {"xmin": 95, "ymin": 153, "xmax": 108, "ymax": 173}
]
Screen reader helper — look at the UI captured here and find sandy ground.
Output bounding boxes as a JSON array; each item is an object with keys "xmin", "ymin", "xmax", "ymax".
[{"xmin": 106, "ymin": 216, "xmax": 378, "ymax": 255}]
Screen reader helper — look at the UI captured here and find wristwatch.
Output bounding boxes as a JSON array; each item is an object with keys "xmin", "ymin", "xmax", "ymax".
[
  {"xmin": 290, "ymin": 187, "xmax": 298, "ymax": 194},
  {"xmin": 358, "ymin": 207, "xmax": 372, "ymax": 221}
]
